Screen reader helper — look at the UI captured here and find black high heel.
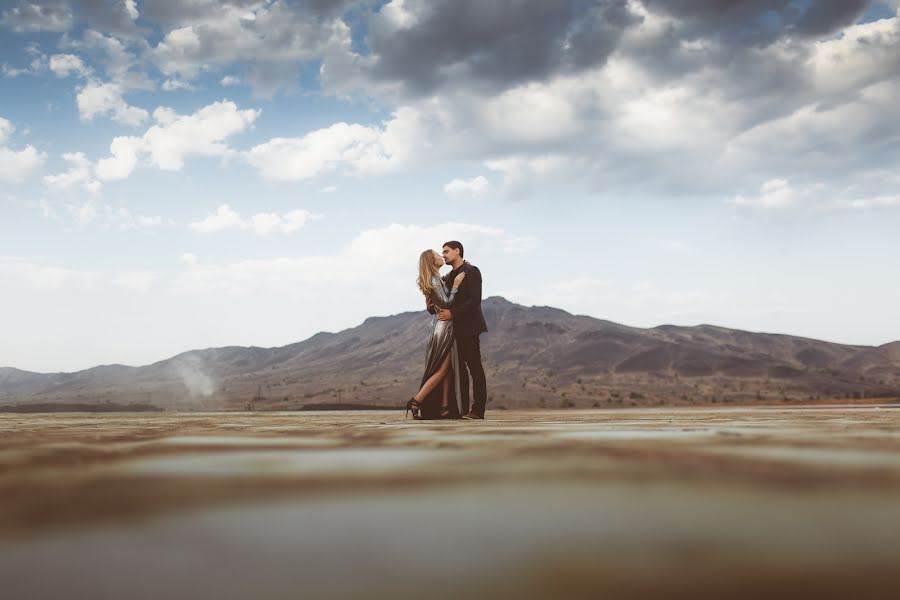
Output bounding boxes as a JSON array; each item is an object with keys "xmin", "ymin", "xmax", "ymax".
[
  {"xmin": 406, "ymin": 397, "xmax": 423, "ymax": 420},
  {"xmin": 439, "ymin": 405, "xmax": 451, "ymax": 419}
]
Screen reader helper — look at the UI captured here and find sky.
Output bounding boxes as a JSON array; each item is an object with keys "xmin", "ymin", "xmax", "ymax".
[{"xmin": 1, "ymin": 0, "xmax": 900, "ymax": 373}]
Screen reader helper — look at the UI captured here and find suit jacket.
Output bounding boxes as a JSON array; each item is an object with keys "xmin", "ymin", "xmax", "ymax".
[{"xmin": 428, "ymin": 261, "xmax": 488, "ymax": 337}]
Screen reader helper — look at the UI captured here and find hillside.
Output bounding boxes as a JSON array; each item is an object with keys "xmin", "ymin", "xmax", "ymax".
[{"xmin": 2, "ymin": 297, "xmax": 899, "ymax": 410}]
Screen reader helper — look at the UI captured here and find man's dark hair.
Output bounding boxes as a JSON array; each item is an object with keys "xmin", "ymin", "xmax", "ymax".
[{"xmin": 443, "ymin": 240, "xmax": 464, "ymax": 258}]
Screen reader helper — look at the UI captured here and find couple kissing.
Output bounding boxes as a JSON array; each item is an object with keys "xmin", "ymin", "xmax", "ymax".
[{"xmin": 406, "ymin": 240, "xmax": 488, "ymax": 420}]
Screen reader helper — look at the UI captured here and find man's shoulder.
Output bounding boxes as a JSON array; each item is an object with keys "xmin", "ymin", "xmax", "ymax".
[{"xmin": 462, "ymin": 262, "xmax": 481, "ymax": 274}]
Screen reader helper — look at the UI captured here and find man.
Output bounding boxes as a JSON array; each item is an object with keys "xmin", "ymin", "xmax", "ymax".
[{"xmin": 426, "ymin": 240, "xmax": 488, "ymax": 419}]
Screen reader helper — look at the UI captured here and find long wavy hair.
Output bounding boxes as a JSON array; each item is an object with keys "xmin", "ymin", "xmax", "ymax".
[{"xmin": 416, "ymin": 250, "xmax": 440, "ymax": 296}]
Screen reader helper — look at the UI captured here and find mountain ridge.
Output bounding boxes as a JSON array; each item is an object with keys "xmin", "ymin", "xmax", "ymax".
[{"xmin": 2, "ymin": 296, "xmax": 898, "ymax": 409}]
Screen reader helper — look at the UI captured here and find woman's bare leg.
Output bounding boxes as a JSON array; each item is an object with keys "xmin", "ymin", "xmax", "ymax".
[
  {"xmin": 414, "ymin": 355, "xmax": 451, "ymax": 402},
  {"xmin": 441, "ymin": 375, "xmax": 450, "ymax": 410}
]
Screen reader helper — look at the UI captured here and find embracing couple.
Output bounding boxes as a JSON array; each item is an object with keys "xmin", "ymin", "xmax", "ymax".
[{"xmin": 406, "ymin": 240, "xmax": 488, "ymax": 421}]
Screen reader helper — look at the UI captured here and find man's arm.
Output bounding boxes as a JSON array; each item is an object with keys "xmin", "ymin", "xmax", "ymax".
[
  {"xmin": 425, "ymin": 295, "xmax": 436, "ymax": 314},
  {"xmin": 448, "ymin": 266, "xmax": 482, "ymax": 317}
]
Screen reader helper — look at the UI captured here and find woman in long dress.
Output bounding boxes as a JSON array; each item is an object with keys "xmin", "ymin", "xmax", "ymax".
[{"xmin": 406, "ymin": 250, "xmax": 466, "ymax": 420}]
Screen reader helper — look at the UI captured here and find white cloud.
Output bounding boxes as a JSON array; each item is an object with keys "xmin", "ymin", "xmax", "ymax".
[
  {"xmin": 444, "ymin": 175, "xmax": 490, "ymax": 197},
  {"xmin": 180, "ymin": 252, "xmax": 198, "ymax": 266},
  {"xmin": 189, "ymin": 205, "xmax": 321, "ymax": 234},
  {"xmin": 76, "ymin": 81, "xmax": 149, "ymax": 126},
  {"xmin": 246, "ymin": 122, "xmax": 380, "ymax": 181},
  {"xmin": 486, "ymin": 154, "xmax": 593, "ymax": 196},
  {"xmin": 0, "ymin": 117, "xmax": 14, "ymax": 145},
  {"xmin": 144, "ymin": 102, "xmax": 259, "ymax": 169},
  {"xmin": 2, "ymin": 64, "xmax": 28, "ymax": 77},
  {"xmin": 148, "ymin": 1, "xmax": 350, "ymax": 94},
  {"xmin": 730, "ymin": 179, "xmax": 811, "ymax": 210},
  {"xmin": 124, "ymin": 0, "xmax": 139, "ymax": 21},
  {"xmin": 43, "ymin": 152, "xmax": 102, "ymax": 195},
  {"xmin": 0, "ymin": 1, "xmax": 73, "ymax": 33},
  {"xmin": 48, "ymin": 54, "xmax": 89, "ymax": 78},
  {"xmin": 0, "ymin": 117, "xmax": 46, "ymax": 183},
  {"xmin": 172, "ymin": 221, "xmax": 514, "ymax": 295},
  {"xmin": 220, "ymin": 75, "xmax": 240, "ymax": 86},
  {"xmin": 246, "ymin": 106, "xmax": 429, "ymax": 181},
  {"xmin": 842, "ymin": 194, "xmax": 900, "ymax": 210},
  {"xmin": 96, "ymin": 135, "xmax": 143, "ymax": 180},
  {"xmin": 114, "ymin": 270, "xmax": 158, "ymax": 293},
  {"xmin": 729, "ymin": 178, "xmax": 900, "ymax": 214},
  {"xmin": 97, "ymin": 100, "xmax": 260, "ymax": 180},
  {"xmin": 188, "ymin": 204, "xmax": 244, "ymax": 233},
  {"xmin": 161, "ymin": 78, "xmax": 196, "ymax": 91},
  {"xmin": 0, "ymin": 257, "xmax": 97, "ymax": 290},
  {"xmin": 61, "ymin": 30, "xmax": 149, "ymax": 90},
  {"xmin": 102, "ymin": 206, "xmax": 164, "ymax": 230}
]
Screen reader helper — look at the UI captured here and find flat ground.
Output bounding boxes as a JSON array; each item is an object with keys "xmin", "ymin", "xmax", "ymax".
[{"xmin": 3, "ymin": 407, "xmax": 900, "ymax": 599}]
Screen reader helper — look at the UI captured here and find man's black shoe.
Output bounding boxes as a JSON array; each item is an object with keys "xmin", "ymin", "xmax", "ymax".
[{"xmin": 461, "ymin": 412, "xmax": 484, "ymax": 420}]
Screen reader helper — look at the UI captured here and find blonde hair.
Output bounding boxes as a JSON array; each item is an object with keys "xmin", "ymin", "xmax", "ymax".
[{"xmin": 416, "ymin": 250, "xmax": 440, "ymax": 296}]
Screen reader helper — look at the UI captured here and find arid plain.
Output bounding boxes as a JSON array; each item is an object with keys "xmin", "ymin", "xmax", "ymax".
[{"xmin": 4, "ymin": 406, "xmax": 900, "ymax": 599}]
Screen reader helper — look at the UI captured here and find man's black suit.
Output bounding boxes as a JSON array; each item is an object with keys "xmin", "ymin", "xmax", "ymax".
[{"xmin": 429, "ymin": 261, "xmax": 488, "ymax": 417}]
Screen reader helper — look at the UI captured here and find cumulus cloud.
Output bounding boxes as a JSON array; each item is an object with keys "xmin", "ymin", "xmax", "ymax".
[
  {"xmin": 353, "ymin": 0, "xmax": 640, "ymax": 95},
  {"xmin": 148, "ymin": 0, "xmax": 351, "ymax": 95},
  {"xmin": 0, "ymin": 117, "xmax": 46, "ymax": 183},
  {"xmin": 188, "ymin": 204, "xmax": 322, "ymax": 234},
  {"xmin": 161, "ymin": 78, "xmax": 195, "ymax": 91},
  {"xmin": 48, "ymin": 53, "xmax": 90, "ymax": 77},
  {"xmin": 187, "ymin": 204, "xmax": 243, "ymax": 232},
  {"xmin": 246, "ymin": 122, "xmax": 384, "ymax": 181},
  {"xmin": 43, "ymin": 151, "xmax": 102, "ymax": 194},
  {"xmin": 1, "ymin": 1, "xmax": 73, "ymax": 32},
  {"xmin": 76, "ymin": 81, "xmax": 149, "ymax": 126},
  {"xmin": 102, "ymin": 206, "xmax": 164, "ymax": 230},
  {"xmin": 444, "ymin": 175, "xmax": 490, "ymax": 198},
  {"xmin": 7, "ymin": 0, "xmax": 900, "ymax": 215},
  {"xmin": 97, "ymin": 100, "xmax": 260, "ymax": 180},
  {"xmin": 730, "ymin": 178, "xmax": 900, "ymax": 214},
  {"xmin": 0, "ymin": 257, "xmax": 98, "ymax": 290},
  {"xmin": 60, "ymin": 29, "xmax": 151, "ymax": 90},
  {"xmin": 0, "ymin": 118, "xmax": 13, "ymax": 145},
  {"xmin": 321, "ymin": 1, "xmax": 900, "ymax": 208},
  {"xmin": 172, "ymin": 221, "xmax": 516, "ymax": 295},
  {"xmin": 245, "ymin": 112, "xmax": 419, "ymax": 181}
]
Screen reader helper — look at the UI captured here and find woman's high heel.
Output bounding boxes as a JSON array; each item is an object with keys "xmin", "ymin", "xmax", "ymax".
[
  {"xmin": 439, "ymin": 405, "xmax": 451, "ymax": 419},
  {"xmin": 406, "ymin": 397, "xmax": 423, "ymax": 420}
]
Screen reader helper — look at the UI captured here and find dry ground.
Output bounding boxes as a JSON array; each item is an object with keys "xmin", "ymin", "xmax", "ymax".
[{"xmin": 3, "ymin": 407, "xmax": 900, "ymax": 599}]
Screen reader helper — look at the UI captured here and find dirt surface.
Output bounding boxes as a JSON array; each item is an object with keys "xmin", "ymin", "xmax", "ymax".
[{"xmin": 3, "ymin": 407, "xmax": 900, "ymax": 599}]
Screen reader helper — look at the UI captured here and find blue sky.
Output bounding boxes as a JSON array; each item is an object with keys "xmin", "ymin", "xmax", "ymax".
[{"xmin": 2, "ymin": 0, "xmax": 900, "ymax": 372}]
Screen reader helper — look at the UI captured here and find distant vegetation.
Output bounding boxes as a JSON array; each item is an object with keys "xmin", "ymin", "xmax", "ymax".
[{"xmin": 0, "ymin": 402, "xmax": 161, "ymax": 413}]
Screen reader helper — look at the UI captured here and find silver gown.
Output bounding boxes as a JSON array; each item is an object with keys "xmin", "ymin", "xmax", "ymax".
[{"xmin": 419, "ymin": 275, "xmax": 462, "ymax": 418}]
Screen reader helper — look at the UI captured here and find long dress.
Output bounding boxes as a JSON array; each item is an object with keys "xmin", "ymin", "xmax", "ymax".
[{"xmin": 417, "ymin": 275, "xmax": 463, "ymax": 419}]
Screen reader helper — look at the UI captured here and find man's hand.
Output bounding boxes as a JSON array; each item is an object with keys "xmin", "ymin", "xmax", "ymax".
[{"xmin": 438, "ymin": 308, "xmax": 452, "ymax": 321}]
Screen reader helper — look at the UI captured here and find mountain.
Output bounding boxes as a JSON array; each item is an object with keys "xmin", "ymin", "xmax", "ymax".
[{"xmin": 2, "ymin": 297, "xmax": 899, "ymax": 410}]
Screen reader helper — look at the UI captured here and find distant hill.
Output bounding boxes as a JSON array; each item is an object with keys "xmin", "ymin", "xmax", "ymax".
[{"xmin": 2, "ymin": 297, "xmax": 899, "ymax": 410}]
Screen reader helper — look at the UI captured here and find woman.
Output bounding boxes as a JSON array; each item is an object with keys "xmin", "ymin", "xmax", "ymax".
[{"xmin": 406, "ymin": 250, "xmax": 466, "ymax": 420}]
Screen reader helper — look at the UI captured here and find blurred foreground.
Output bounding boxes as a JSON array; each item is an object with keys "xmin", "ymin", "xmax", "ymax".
[{"xmin": 3, "ymin": 407, "xmax": 900, "ymax": 599}]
